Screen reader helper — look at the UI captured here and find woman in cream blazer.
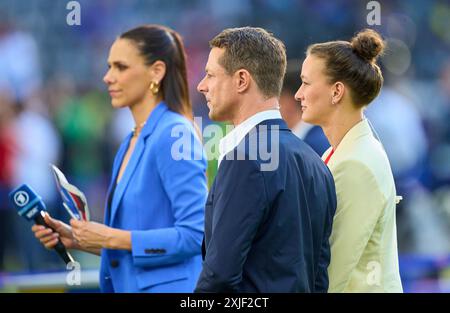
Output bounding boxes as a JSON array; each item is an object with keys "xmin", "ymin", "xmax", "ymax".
[{"xmin": 295, "ymin": 29, "xmax": 403, "ymax": 292}]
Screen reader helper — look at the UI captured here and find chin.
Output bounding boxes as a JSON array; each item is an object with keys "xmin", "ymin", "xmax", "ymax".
[
  {"xmin": 111, "ymin": 99, "xmax": 127, "ymax": 109},
  {"xmin": 209, "ymin": 110, "xmax": 227, "ymax": 122},
  {"xmin": 208, "ymin": 110, "xmax": 218, "ymax": 121},
  {"xmin": 301, "ymin": 113, "xmax": 317, "ymax": 125}
]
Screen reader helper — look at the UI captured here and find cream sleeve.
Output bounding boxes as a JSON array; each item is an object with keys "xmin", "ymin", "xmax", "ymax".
[{"xmin": 327, "ymin": 160, "xmax": 385, "ymax": 292}]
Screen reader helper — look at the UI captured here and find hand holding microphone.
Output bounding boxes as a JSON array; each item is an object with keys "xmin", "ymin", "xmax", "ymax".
[
  {"xmin": 9, "ymin": 184, "xmax": 76, "ymax": 265},
  {"xmin": 32, "ymin": 213, "xmax": 78, "ymax": 250}
]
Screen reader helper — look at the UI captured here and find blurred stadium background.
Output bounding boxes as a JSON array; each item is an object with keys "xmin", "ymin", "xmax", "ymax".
[{"xmin": 0, "ymin": 0, "xmax": 449, "ymax": 293}]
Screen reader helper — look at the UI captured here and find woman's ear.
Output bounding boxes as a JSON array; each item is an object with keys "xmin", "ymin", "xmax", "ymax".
[
  {"xmin": 149, "ymin": 60, "xmax": 167, "ymax": 83},
  {"xmin": 331, "ymin": 81, "xmax": 345, "ymax": 105}
]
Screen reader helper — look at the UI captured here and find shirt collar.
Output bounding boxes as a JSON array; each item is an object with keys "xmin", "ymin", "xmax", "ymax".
[
  {"xmin": 323, "ymin": 118, "xmax": 372, "ymax": 167},
  {"xmin": 218, "ymin": 109, "xmax": 282, "ymax": 168}
]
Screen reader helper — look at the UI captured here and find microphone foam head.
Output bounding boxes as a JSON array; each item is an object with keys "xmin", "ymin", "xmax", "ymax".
[{"xmin": 9, "ymin": 184, "xmax": 46, "ymax": 221}]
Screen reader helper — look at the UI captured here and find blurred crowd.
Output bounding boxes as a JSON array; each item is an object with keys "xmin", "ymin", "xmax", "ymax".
[{"xmin": 0, "ymin": 0, "xmax": 449, "ymax": 292}]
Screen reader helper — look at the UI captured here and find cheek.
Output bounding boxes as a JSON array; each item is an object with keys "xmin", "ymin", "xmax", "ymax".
[
  {"xmin": 124, "ymin": 69, "xmax": 148, "ymax": 89},
  {"xmin": 211, "ymin": 78, "xmax": 234, "ymax": 105},
  {"xmin": 127, "ymin": 78, "xmax": 149, "ymax": 99},
  {"xmin": 220, "ymin": 80, "xmax": 235, "ymax": 98},
  {"xmin": 212, "ymin": 80, "xmax": 222, "ymax": 93},
  {"xmin": 309, "ymin": 92, "xmax": 321, "ymax": 106},
  {"xmin": 307, "ymin": 86, "xmax": 326, "ymax": 105},
  {"xmin": 207, "ymin": 81, "xmax": 214, "ymax": 95},
  {"xmin": 210, "ymin": 82, "xmax": 222, "ymax": 102}
]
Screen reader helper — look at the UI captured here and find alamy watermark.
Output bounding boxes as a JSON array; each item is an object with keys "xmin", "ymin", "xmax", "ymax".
[
  {"xmin": 366, "ymin": 261, "xmax": 382, "ymax": 287},
  {"xmin": 366, "ymin": 1, "xmax": 381, "ymax": 25},
  {"xmin": 170, "ymin": 118, "xmax": 280, "ymax": 171},
  {"xmin": 66, "ymin": 1, "xmax": 81, "ymax": 26},
  {"xmin": 66, "ymin": 261, "xmax": 81, "ymax": 286}
]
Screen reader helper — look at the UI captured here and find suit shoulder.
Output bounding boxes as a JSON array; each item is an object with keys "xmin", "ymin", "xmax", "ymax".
[
  {"xmin": 154, "ymin": 110, "xmax": 198, "ymax": 140},
  {"xmin": 340, "ymin": 135, "xmax": 392, "ymax": 174},
  {"xmin": 283, "ymin": 132, "xmax": 331, "ymax": 171},
  {"xmin": 159, "ymin": 109, "xmax": 193, "ymax": 128},
  {"xmin": 332, "ymin": 139, "xmax": 395, "ymax": 200}
]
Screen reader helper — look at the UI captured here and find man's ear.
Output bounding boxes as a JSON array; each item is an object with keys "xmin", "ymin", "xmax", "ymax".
[
  {"xmin": 149, "ymin": 60, "xmax": 167, "ymax": 83},
  {"xmin": 235, "ymin": 69, "xmax": 251, "ymax": 93},
  {"xmin": 331, "ymin": 81, "xmax": 345, "ymax": 105}
]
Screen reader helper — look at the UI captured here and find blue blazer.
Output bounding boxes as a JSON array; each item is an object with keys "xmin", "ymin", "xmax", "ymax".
[
  {"xmin": 195, "ymin": 119, "xmax": 336, "ymax": 292},
  {"xmin": 100, "ymin": 102, "xmax": 208, "ymax": 293}
]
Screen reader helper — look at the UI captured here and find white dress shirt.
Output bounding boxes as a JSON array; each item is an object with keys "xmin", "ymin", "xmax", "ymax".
[
  {"xmin": 291, "ymin": 120, "xmax": 315, "ymax": 140},
  {"xmin": 218, "ymin": 109, "xmax": 282, "ymax": 168}
]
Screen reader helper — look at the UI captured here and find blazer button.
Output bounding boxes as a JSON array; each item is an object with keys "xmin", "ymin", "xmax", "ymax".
[{"xmin": 110, "ymin": 260, "xmax": 119, "ymax": 268}]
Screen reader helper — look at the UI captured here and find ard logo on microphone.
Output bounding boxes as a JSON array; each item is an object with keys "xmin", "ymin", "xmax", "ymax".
[
  {"xmin": 14, "ymin": 191, "xmax": 29, "ymax": 207},
  {"xmin": 25, "ymin": 206, "xmax": 39, "ymax": 220}
]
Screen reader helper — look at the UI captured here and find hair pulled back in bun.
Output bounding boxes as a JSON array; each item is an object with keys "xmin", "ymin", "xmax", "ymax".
[
  {"xmin": 350, "ymin": 28, "xmax": 385, "ymax": 63},
  {"xmin": 306, "ymin": 29, "xmax": 385, "ymax": 107}
]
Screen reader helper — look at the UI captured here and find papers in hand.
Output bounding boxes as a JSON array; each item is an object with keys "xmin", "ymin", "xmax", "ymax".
[{"xmin": 51, "ymin": 164, "xmax": 90, "ymax": 221}]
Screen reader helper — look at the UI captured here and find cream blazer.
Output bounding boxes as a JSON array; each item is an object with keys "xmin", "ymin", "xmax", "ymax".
[{"xmin": 323, "ymin": 119, "xmax": 403, "ymax": 292}]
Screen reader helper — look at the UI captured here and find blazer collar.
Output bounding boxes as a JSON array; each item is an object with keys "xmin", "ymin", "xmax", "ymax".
[
  {"xmin": 140, "ymin": 101, "xmax": 169, "ymax": 139},
  {"xmin": 325, "ymin": 118, "xmax": 372, "ymax": 168},
  {"xmin": 108, "ymin": 101, "xmax": 168, "ymax": 225},
  {"xmin": 256, "ymin": 118, "xmax": 290, "ymax": 130}
]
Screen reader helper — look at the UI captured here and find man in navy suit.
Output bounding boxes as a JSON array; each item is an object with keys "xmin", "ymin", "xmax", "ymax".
[{"xmin": 195, "ymin": 27, "xmax": 337, "ymax": 292}]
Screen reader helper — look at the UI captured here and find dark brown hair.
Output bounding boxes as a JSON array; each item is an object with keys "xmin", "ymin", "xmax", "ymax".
[
  {"xmin": 120, "ymin": 24, "xmax": 192, "ymax": 118},
  {"xmin": 307, "ymin": 28, "xmax": 385, "ymax": 107},
  {"xmin": 209, "ymin": 27, "xmax": 287, "ymax": 98}
]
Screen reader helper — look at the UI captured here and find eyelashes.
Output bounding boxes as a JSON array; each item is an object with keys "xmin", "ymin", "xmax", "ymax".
[
  {"xmin": 117, "ymin": 64, "xmax": 128, "ymax": 71},
  {"xmin": 107, "ymin": 63, "xmax": 129, "ymax": 71}
]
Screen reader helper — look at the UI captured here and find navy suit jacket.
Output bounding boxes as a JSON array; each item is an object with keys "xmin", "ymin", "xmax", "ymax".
[{"xmin": 195, "ymin": 118, "xmax": 336, "ymax": 292}]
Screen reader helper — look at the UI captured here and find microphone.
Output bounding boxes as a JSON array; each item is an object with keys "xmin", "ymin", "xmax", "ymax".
[{"xmin": 9, "ymin": 184, "xmax": 75, "ymax": 265}]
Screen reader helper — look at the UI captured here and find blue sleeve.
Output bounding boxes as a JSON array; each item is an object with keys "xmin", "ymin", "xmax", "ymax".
[
  {"xmin": 314, "ymin": 210, "xmax": 333, "ymax": 292},
  {"xmin": 131, "ymin": 122, "xmax": 208, "ymax": 268},
  {"xmin": 195, "ymin": 158, "xmax": 267, "ymax": 292},
  {"xmin": 314, "ymin": 169, "xmax": 336, "ymax": 292}
]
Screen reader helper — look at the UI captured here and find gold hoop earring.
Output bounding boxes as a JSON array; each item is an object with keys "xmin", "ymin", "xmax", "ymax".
[{"xmin": 150, "ymin": 81, "xmax": 160, "ymax": 95}]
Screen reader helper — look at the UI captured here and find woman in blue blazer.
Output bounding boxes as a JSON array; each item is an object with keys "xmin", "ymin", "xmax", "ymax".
[{"xmin": 32, "ymin": 25, "xmax": 208, "ymax": 292}]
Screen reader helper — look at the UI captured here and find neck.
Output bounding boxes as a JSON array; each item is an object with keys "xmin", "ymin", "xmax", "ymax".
[
  {"xmin": 280, "ymin": 95, "xmax": 302, "ymax": 130},
  {"xmin": 288, "ymin": 116, "xmax": 303, "ymax": 131},
  {"xmin": 129, "ymin": 94, "xmax": 162, "ymax": 127},
  {"xmin": 322, "ymin": 106, "xmax": 364, "ymax": 151},
  {"xmin": 232, "ymin": 95, "xmax": 280, "ymax": 126}
]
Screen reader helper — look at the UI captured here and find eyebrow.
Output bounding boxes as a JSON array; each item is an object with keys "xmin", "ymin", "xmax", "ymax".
[{"xmin": 107, "ymin": 60, "xmax": 128, "ymax": 67}]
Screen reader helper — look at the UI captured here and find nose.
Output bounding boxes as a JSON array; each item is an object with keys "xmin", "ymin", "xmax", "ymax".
[
  {"xmin": 103, "ymin": 69, "xmax": 114, "ymax": 85},
  {"xmin": 294, "ymin": 85, "xmax": 304, "ymax": 102},
  {"xmin": 197, "ymin": 76, "xmax": 207, "ymax": 94}
]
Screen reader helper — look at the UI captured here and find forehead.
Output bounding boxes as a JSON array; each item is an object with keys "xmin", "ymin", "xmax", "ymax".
[
  {"xmin": 108, "ymin": 38, "xmax": 142, "ymax": 62},
  {"xmin": 206, "ymin": 47, "xmax": 226, "ymax": 70},
  {"xmin": 301, "ymin": 55, "xmax": 325, "ymax": 77}
]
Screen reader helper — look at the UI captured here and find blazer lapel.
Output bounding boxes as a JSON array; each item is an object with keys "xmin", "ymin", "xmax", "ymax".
[
  {"xmin": 327, "ymin": 119, "xmax": 372, "ymax": 169},
  {"xmin": 109, "ymin": 102, "xmax": 169, "ymax": 225},
  {"xmin": 104, "ymin": 133, "xmax": 132, "ymax": 225}
]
